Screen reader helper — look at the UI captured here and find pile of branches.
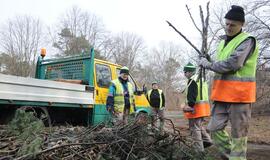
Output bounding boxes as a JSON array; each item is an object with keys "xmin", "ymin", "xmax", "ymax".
[{"xmin": 0, "ymin": 111, "xmax": 214, "ymax": 160}]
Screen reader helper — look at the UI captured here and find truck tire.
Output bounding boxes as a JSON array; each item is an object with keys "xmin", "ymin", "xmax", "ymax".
[{"xmin": 20, "ymin": 106, "xmax": 52, "ymax": 127}]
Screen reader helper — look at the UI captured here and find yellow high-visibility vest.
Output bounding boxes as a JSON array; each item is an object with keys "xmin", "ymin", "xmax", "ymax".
[
  {"xmin": 147, "ymin": 89, "xmax": 163, "ymax": 108},
  {"xmin": 111, "ymin": 79, "xmax": 135, "ymax": 113}
]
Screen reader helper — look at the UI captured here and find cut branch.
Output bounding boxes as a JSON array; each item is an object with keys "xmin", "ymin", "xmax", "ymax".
[
  {"xmin": 186, "ymin": 5, "xmax": 202, "ymax": 34},
  {"xmin": 166, "ymin": 20, "xmax": 202, "ymax": 55}
]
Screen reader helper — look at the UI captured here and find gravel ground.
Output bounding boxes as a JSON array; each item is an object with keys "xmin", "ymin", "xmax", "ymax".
[{"xmin": 164, "ymin": 110, "xmax": 270, "ymax": 160}]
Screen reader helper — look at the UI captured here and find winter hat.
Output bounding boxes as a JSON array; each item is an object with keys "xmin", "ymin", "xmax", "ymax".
[
  {"xmin": 152, "ymin": 81, "xmax": 158, "ymax": 86},
  {"xmin": 120, "ymin": 66, "xmax": 129, "ymax": 74},
  {"xmin": 225, "ymin": 5, "xmax": 245, "ymax": 22},
  {"xmin": 183, "ymin": 62, "xmax": 196, "ymax": 72}
]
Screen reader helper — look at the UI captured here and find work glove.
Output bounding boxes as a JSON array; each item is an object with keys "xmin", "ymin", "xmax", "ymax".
[
  {"xmin": 198, "ymin": 57, "xmax": 212, "ymax": 69},
  {"xmin": 182, "ymin": 106, "xmax": 194, "ymax": 113},
  {"xmin": 200, "ymin": 54, "xmax": 211, "ymax": 62},
  {"xmin": 106, "ymin": 105, "xmax": 114, "ymax": 114}
]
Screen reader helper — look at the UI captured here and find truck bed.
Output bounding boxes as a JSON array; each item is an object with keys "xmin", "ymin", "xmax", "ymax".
[{"xmin": 0, "ymin": 73, "xmax": 94, "ymax": 106}]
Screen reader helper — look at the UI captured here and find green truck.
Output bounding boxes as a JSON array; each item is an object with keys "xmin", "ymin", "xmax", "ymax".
[{"xmin": 0, "ymin": 48, "xmax": 150, "ymax": 126}]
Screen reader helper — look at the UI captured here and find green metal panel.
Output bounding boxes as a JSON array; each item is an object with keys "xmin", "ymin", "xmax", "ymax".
[
  {"xmin": 35, "ymin": 48, "xmax": 95, "ymax": 87},
  {"xmin": 136, "ymin": 107, "xmax": 151, "ymax": 114},
  {"xmin": 92, "ymin": 114, "xmax": 112, "ymax": 125},
  {"xmin": 94, "ymin": 104, "xmax": 109, "ymax": 114},
  {"xmin": 88, "ymin": 48, "xmax": 95, "ymax": 86},
  {"xmin": 35, "ymin": 56, "xmax": 42, "ymax": 78},
  {"xmin": 45, "ymin": 60, "xmax": 85, "ymax": 79},
  {"xmin": 92, "ymin": 104, "xmax": 109, "ymax": 125}
]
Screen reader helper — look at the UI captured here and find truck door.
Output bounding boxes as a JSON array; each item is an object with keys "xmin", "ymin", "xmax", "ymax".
[
  {"xmin": 92, "ymin": 63, "xmax": 113, "ymax": 124},
  {"xmin": 94, "ymin": 63, "xmax": 112, "ymax": 105}
]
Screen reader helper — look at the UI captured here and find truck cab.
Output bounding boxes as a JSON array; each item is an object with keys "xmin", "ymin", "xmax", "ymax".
[
  {"xmin": 93, "ymin": 59, "xmax": 150, "ymax": 124},
  {"xmin": 34, "ymin": 48, "xmax": 150, "ymax": 125}
]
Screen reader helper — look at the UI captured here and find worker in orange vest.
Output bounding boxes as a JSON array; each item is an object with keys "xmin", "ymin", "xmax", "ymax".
[
  {"xmin": 182, "ymin": 62, "xmax": 212, "ymax": 152},
  {"xmin": 199, "ymin": 5, "xmax": 259, "ymax": 160}
]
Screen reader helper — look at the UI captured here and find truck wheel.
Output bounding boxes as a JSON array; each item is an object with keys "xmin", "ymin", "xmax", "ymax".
[
  {"xmin": 39, "ymin": 107, "xmax": 52, "ymax": 127},
  {"xmin": 19, "ymin": 106, "xmax": 52, "ymax": 127},
  {"xmin": 0, "ymin": 105, "xmax": 16, "ymax": 124}
]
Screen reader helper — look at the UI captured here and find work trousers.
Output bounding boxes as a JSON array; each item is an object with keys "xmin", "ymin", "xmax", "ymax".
[
  {"xmin": 112, "ymin": 107, "xmax": 130, "ymax": 125},
  {"xmin": 151, "ymin": 107, "xmax": 164, "ymax": 132},
  {"xmin": 188, "ymin": 117, "xmax": 212, "ymax": 152},
  {"xmin": 207, "ymin": 102, "xmax": 252, "ymax": 160}
]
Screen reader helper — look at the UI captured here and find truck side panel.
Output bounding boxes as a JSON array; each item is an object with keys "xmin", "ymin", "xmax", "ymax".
[
  {"xmin": 36, "ymin": 48, "xmax": 95, "ymax": 87},
  {"xmin": 0, "ymin": 73, "xmax": 93, "ymax": 105}
]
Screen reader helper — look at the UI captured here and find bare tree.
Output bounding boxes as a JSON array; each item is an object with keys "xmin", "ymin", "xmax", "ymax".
[
  {"xmin": 109, "ymin": 32, "xmax": 146, "ymax": 72},
  {"xmin": 133, "ymin": 42, "xmax": 185, "ymax": 109},
  {"xmin": 245, "ymin": 1, "xmax": 270, "ymax": 67},
  {"xmin": 53, "ymin": 6, "xmax": 108, "ymax": 57},
  {"xmin": 210, "ymin": 0, "xmax": 270, "ymax": 66},
  {"xmin": 149, "ymin": 42, "xmax": 183, "ymax": 90},
  {"xmin": 61, "ymin": 6, "xmax": 107, "ymax": 47},
  {"xmin": 0, "ymin": 15, "xmax": 43, "ymax": 77},
  {"xmin": 96, "ymin": 34, "xmax": 115, "ymax": 60}
]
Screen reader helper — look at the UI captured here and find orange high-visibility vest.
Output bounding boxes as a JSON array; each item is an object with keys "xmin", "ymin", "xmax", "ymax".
[
  {"xmin": 184, "ymin": 75, "xmax": 210, "ymax": 119},
  {"xmin": 211, "ymin": 32, "xmax": 259, "ymax": 103}
]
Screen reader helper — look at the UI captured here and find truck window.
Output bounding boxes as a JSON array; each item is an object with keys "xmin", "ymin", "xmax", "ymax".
[{"xmin": 96, "ymin": 64, "xmax": 112, "ymax": 88}]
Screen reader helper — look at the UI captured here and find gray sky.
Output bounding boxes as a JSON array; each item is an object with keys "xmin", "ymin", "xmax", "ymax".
[{"xmin": 0, "ymin": 0, "xmax": 223, "ymax": 48}]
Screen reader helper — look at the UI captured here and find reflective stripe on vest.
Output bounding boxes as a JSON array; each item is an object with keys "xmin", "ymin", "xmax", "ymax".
[
  {"xmin": 147, "ymin": 89, "xmax": 163, "ymax": 108},
  {"xmin": 184, "ymin": 75, "xmax": 210, "ymax": 119},
  {"xmin": 112, "ymin": 79, "xmax": 135, "ymax": 113},
  {"xmin": 211, "ymin": 32, "xmax": 259, "ymax": 103}
]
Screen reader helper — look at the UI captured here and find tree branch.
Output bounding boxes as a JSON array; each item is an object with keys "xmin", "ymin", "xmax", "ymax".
[
  {"xmin": 166, "ymin": 21, "xmax": 202, "ymax": 55},
  {"xmin": 185, "ymin": 5, "xmax": 202, "ymax": 34},
  {"xmin": 252, "ymin": 13, "xmax": 270, "ymax": 32}
]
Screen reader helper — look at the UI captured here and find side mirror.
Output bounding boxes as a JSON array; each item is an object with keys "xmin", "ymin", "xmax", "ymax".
[
  {"xmin": 134, "ymin": 90, "xmax": 143, "ymax": 95},
  {"xmin": 134, "ymin": 84, "xmax": 146, "ymax": 96}
]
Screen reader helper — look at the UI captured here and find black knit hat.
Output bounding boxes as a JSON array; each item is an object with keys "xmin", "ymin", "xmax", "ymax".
[{"xmin": 225, "ymin": 5, "xmax": 245, "ymax": 22}]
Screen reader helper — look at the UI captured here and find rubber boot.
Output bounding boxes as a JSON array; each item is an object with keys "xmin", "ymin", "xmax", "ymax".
[
  {"xmin": 229, "ymin": 137, "xmax": 248, "ymax": 160},
  {"xmin": 211, "ymin": 130, "xmax": 232, "ymax": 159}
]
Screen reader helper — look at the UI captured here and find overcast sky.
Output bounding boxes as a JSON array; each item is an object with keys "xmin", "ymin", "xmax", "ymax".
[{"xmin": 0, "ymin": 0, "xmax": 224, "ymax": 48}]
